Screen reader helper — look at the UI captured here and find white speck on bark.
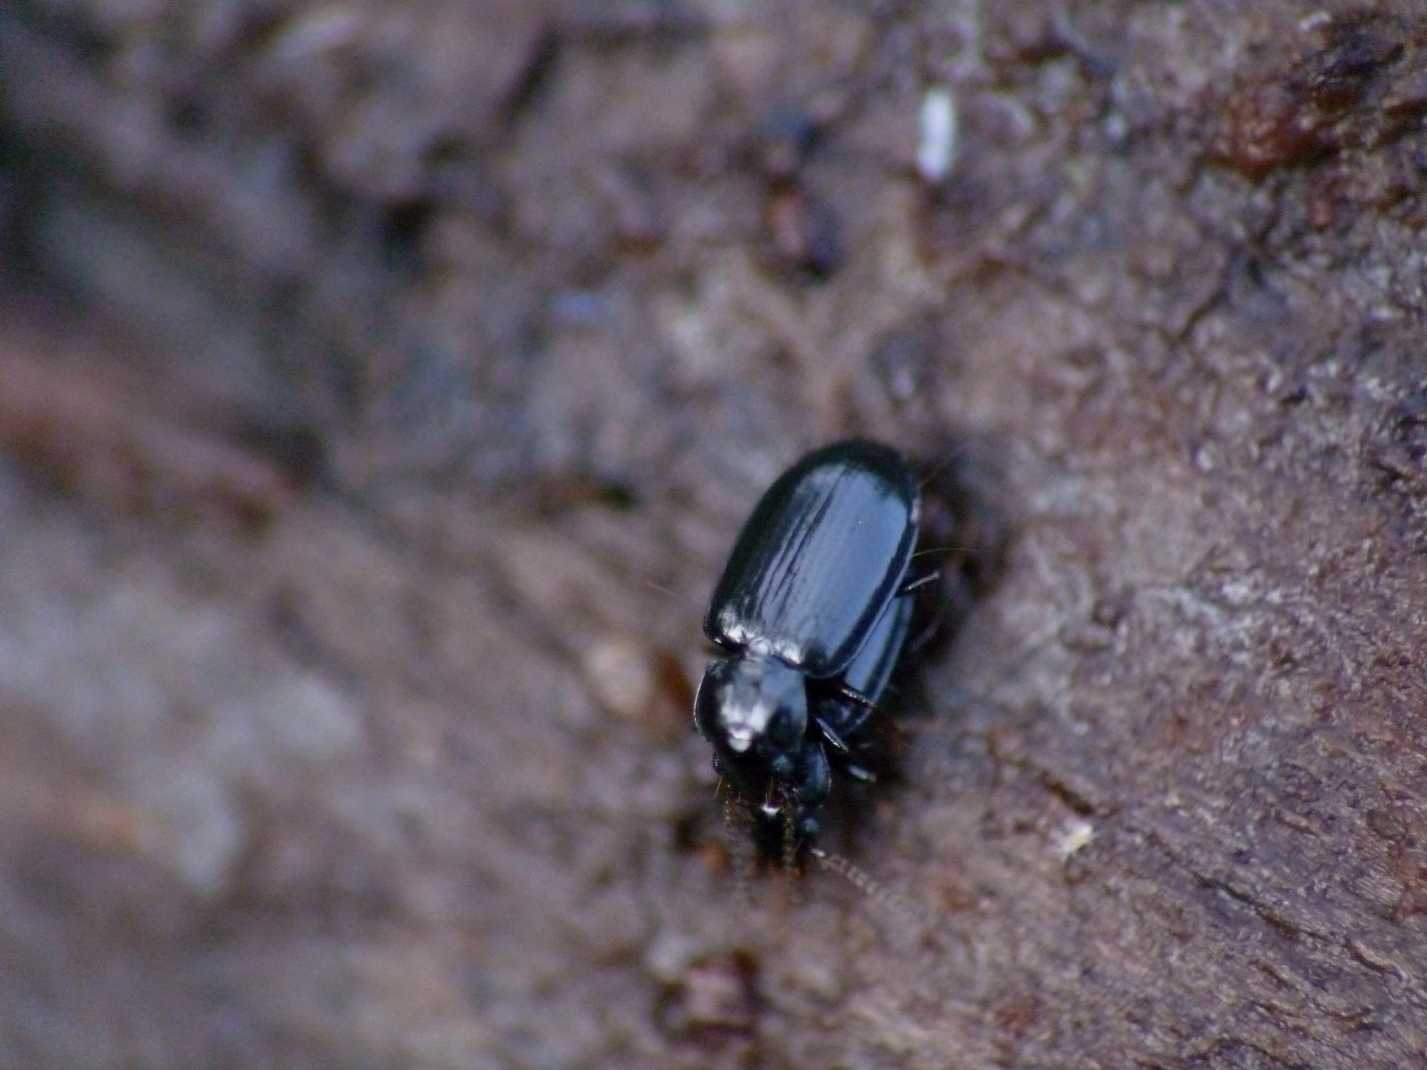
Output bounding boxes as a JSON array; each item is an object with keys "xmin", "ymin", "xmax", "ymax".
[{"xmin": 917, "ymin": 87, "xmax": 957, "ymax": 185}]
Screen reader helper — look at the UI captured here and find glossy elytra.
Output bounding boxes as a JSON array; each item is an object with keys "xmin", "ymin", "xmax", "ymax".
[{"xmin": 694, "ymin": 439, "xmax": 931, "ymax": 856}]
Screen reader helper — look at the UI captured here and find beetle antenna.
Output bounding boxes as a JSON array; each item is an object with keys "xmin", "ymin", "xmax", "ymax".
[
  {"xmin": 808, "ymin": 847, "xmax": 930, "ymax": 932},
  {"xmin": 914, "ymin": 446, "xmax": 966, "ymax": 493},
  {"xmin": 722, "ymin": 796, "xmax": 758, "ymax": 906},
  {"xmin": 910, "ymin": 541, "xmax": 983, "ymax": 559},
  {"xmin": 782, "ymin": 808, "xmax": 800, "ymax": 873}
]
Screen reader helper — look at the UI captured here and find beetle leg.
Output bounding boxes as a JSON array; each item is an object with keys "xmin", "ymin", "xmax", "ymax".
[
  {"xmin": 844, "ymin": 703, "xmax": 876, "ymax": 739},
  {"xmin": 835, "ymin": 682, "xmax": 877, "ymax": 709},
  {"xmin": 898, "ymin": 570, "xmax": 941, "ymax": 595},
  {"xmin": 818, "ymin": 705, "xmax": 877, "ymax": 747},
  {"xmin": 845, "ymin": 763, "xmax": 878, "ymax": 783},
  {"xmin": 815, "ymin": 716, "xmax": 851, "ymax": 753},
  {"xmin": 828, "ymin": 685, "xmax": 881, "ymax": 740},
  {"xmin": 782, "ymin": 807, "xmax": 799, "ymax": 870},
  {"xmin": 795, "ymin": 742, "xmax": 832, "ymax": 806},
  {"xmin": 906, "ymin": 613, "xmax": 942, "ymax": 656},
  {"xmin": 906, "ymin": 587, "xmax": 949, "ymax": 656}
]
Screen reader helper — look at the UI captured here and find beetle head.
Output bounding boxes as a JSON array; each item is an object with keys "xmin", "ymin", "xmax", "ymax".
[{"xmin": 694, "ymin": 655, "xmax": 808, "ymax": 774}]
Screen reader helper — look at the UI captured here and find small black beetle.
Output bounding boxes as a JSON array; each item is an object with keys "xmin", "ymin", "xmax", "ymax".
[{"xmin": 694, "ymin": 439, "xmax": 930, "ymax": 854}]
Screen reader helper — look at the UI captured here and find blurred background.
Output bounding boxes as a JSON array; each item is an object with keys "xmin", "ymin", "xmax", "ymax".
[{"xmin": 3, "ymin": 2, "xmax": 1427, "ymax": 1067}]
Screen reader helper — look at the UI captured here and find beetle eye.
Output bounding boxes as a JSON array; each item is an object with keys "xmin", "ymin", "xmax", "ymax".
[{"xmin": 692, "ymin": 661, "xmax": 727, "ymax": 741}]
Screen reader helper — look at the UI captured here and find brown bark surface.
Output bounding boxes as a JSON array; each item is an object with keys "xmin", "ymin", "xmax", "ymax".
[{"xmin": 3, "ymin": 2, "xmax": 1427, "ymax": 1067}]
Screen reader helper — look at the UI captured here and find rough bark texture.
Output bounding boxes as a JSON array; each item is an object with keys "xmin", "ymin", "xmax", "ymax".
[{"xmin": 3, "ymin": 2, "xmax": 1427, "ymax": 1067}]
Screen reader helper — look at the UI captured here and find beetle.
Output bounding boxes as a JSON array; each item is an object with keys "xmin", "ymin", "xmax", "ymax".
[{"xmin": 693, "ymin": 439, "xmax": 933, "ymax": 856}]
